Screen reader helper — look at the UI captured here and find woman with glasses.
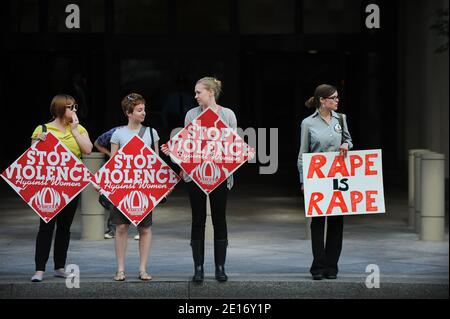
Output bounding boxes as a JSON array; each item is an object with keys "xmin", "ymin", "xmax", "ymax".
[
  {"xmin": 297, "ymin": 84, "xmax": 353, "ymax": 280},
  {"xmin": 30, "ymin": 94, "xmax": 93, "ymax": 282}
]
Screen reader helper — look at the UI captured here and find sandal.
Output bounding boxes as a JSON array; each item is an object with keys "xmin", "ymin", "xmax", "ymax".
[
  {"xmin": 114, "ymin": 271, "xmax": 126, "ymax": 281},
  {"xmin": 138, "ymin": 270, "xmax": 152, "ymax": 281}
]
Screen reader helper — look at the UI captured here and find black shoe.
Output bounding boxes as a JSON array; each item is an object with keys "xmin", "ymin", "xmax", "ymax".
[
  {"xmin": 104, "ymin": 231, "xmax": 115, "ymax": 239},
  {"xmin": 192, "ymin": 265, "xmax": 204, "ymax": 283},
  {"xmin": 214, "ymin": 239, "xmax": 229, "ymax": 282},
  {"xmin": 191, "ymin": 240, "xmax": 204, "ymax": 283},
  {"xmin": 325, "ymin": 274, "xmax": 337, "ymax": 279},
  {"xmin": 215, "ymin": 265, "xmax": 228, "ymax": 282},
  {"xmin": 312, "ymin": 274, "xmax": 323, "ymax": 280}
]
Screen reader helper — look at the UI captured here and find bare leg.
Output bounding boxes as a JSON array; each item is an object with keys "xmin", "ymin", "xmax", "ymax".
[
  {"xmin": 138, "ymin": 226, "xmax": 152, "ymax": 274},
  {"xmin": 115, "ymin": 224, "xmax": 129, "ymax": 273}
]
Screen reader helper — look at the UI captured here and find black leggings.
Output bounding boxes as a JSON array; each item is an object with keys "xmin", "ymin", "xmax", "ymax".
[
  {"xmin": 187, "ymin": 182, "xmax": 228, "ymax": 241},
  {"xmin": 34, "ymin": 196, "xmax": 79, "ymax": 272},
  {"xmin": 310, "ymin": 216, "xmax": 344, "ymax": 276}
]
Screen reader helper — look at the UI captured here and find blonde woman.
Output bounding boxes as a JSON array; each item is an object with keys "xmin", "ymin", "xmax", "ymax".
[{"xmin": 162, "ymin": 77, "xmax": 236, "ymax": 282}]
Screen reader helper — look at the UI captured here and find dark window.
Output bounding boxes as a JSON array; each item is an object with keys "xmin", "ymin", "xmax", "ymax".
[
  {"xmin": 10, "ymin": 0, "xmax": 39, "ymax": 32},
  {"xmin": 303, "ymin": 0, "xmax": 361, "ymax": 34},
  {"xmin": 239, "ymin": 0, "xmax": 295, "ymax": 34},
  {"xmin": 176, "ymin": 0, "xmax": 231, "ymax": 33},
  {"xmin": 114, "ymin": 0, "xmax": 168, "ymax": 33}
]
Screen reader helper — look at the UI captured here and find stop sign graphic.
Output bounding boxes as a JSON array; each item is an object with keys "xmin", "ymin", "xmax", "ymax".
[
  {"xmin": 1, "ymin": 132, "xmax": 93, "ymax": 223},
  {"xmin": 93, "ymin": 135, "xmax": 180, "ymax": 226},
  {"xmin": 166, "ymin": 108, "xmax": 255, "ymax": 194}
]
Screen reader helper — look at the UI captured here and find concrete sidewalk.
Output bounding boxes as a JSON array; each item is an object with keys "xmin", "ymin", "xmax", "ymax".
[{"xmin": 0, "ymin": 183, "xmax": 448, "ymax": 299}]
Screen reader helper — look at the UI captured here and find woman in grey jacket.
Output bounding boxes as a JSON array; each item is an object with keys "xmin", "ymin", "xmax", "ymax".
[{"xmin": 297, "ymin": 84, "xmax": 353, "ymax": 280}]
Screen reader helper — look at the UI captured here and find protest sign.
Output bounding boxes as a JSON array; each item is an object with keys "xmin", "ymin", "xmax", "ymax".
[
  {"xmin": 302, "ymin": 149, "xmax": 385, "ymax": 217},
  {"xmin": 166, "ymin": 108, "xmax": 255, "ymax": 194},
  {"xmin": 1, "ymin": 132, "xmax": 93, "ymax": 222},
  {"xmin": 94, "ymin": 135, "xmax": 180, "ymax": 226}
]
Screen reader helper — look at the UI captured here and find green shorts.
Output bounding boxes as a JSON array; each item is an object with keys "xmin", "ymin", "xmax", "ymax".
[{"xmin": 109, "ymin": 206, "xmax": 153, "ymax": 228}]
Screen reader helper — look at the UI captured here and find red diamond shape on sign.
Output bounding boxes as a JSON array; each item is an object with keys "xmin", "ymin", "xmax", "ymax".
[
  {"xmin": 1, "ymin": 132, "xmax": 94, "ymax": 223},
  {"xmin": 93, "ymin": 135, "xmax": 180, "ymax": 226},
  {"xmin": 166, "ymin": 108, "xmax": 255, "ymax": 194}
]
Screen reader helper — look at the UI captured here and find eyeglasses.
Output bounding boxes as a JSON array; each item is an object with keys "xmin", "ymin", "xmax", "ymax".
[
  {"xmin": 325, "ymin": 96, "xmax": 339, "ymax": 102},
  {"xmin": 66, "ymin": 104, "xmax": 78, "ymax": 111}
]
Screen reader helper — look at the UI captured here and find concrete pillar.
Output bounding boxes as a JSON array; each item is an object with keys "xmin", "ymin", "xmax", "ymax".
[
  {"xmin": 81, "ymin": 152, "xmax": 106, "ymax": 240},
  {"xmin": 420, "ymin": 152, "xmax": 445, "ymax": 241},
  {"xmin": 205, "ymin": 195, "xmax": 213, "ymax": 241},
  {"xmin": 408, "ymin": 149, "xmax": 430, "ymax": 228},
  {"xmin": 414, "ymin": 150, "xmax": 432, "ymax": 233}
]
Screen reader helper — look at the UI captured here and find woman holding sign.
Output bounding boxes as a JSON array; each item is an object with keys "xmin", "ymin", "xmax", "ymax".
[
  {"xmin": 297, "ymin": 84, "xmax": 353, "ymax": 280},
  {"xmin": 110, "ymin": 93, "xmax": 160, "ymax": 282},
  {"xmin": 31, "ymin": 94, "xmax": 93, "ymax": 282},
  {"xmin": 162, "ymin": 77, "xmax": 236, "ymax": 282}
]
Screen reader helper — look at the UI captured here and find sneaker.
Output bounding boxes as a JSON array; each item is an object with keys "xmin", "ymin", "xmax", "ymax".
[
  {"xmin": 104, "ymin": 231, "xmax": 115, "ymax": 239},
  {"xmin": 31, "ymin": 272, "xmax": 44, "ymax": 282},
  {"xmin": 134, "ymin": 234, "xmax": 140, "ymax": 240},
  {"xmin": 54, "ymin": 269, "xmax": 68, "ymax": 278}
]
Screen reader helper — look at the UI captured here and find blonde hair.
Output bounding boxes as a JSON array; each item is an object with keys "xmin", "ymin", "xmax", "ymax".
[
  {"xmin": 196, "ymin": 77, "xmax": 222, "ymax": 99},
  {"xmin": 305, "ymin": 84, "xmax": 337, "ymax": 109},
  {"xmin": 121, "ymin": 93, "xmax": 145, "ymax": 117},
  {"xmin": 50, "ymin": 94, "xmax": 76, "ymax": 119}
]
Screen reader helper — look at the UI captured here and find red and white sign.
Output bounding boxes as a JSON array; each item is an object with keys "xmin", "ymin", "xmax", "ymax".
[
  {"xmin": 93, "ymin": 135, "xmax": 180, "ymax": 226},
  {"xmin": 302, "ymin": 149, "xmax": 385, "ymax": 217},
  {"xmin": 1, "ymin": 132, "xmax": 93, "ymax": 223},
  {"xmin": 166, "ymin": 108, "xmax": 255, "ymax": 194}
]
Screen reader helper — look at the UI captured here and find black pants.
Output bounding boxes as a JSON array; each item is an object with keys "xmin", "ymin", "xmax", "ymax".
[
  {"xmin": 187, "ymin": 182, "xmax": 228, "ymax": 241},
  {"xmin": 310, "ymin": 216, "xmax": 344, "ymax": 276},
  {"xmin": 34, "ymin": 196, "xmax": 79, "ymax": 271}
]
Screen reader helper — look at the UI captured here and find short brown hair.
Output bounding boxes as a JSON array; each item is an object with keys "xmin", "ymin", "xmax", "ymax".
[
  {"xmin": 121, "ymin": 93, "xmax": 145, "ymax": 117},
  {"xmin": 305, "ymin": 84, "xmax": 337, "ymax": 109},
  {"xmin": 50, "ymin": 94, "xmax": 76, "ymax": 119}
]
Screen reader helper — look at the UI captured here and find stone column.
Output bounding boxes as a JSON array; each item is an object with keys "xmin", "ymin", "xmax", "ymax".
[
  {"xmin": 81, "ymin": 152, "xmax": 106, "ymax": 240},
  {"xmin": 408, "ymin": 149, "xmax": 429, "ymax": 228},
  {"xmin": 414, "ymin": 150, "xmax": 432, "ymax": 233},
  {"xmin": 420, "ymin": 152, "xmax": 445, "ymax": 241}
]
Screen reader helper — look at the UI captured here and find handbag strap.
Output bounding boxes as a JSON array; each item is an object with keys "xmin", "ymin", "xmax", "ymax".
[
  {"xmin": 138, "ymin": 125, "xmax": 155, "ymax": 150},
  {"xmin": 138, "ymin": 125, "xmax": 147, "ymax": 138},
  {"xmin": 41, "ymin": 124, "xmax": 47, "ymax": 133}
]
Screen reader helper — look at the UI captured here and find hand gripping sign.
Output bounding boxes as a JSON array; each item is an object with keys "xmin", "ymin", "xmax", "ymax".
[
  {"xmin": 93, "ymin": 135, "xmax": 180, "ymax": 226},
  {"xmin": 1, "ymin": 132, "xmax": 93, "ymax": 223},
  {"xmin": 302, "ymin": 149, "xmax": 385, "ymax": 217},
  {"xmin": 166, "ymin": 108, "xmax": 255, "ymax": 194}
]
